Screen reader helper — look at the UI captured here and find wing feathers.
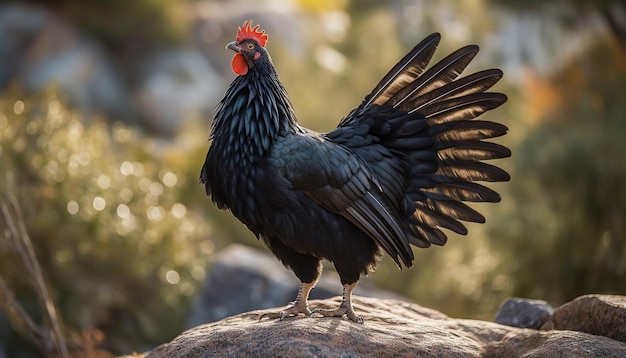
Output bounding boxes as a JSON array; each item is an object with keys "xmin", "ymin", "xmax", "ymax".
[{"xmin": 346, "ymin": 192, "xmax": 413, "ymax": 268}]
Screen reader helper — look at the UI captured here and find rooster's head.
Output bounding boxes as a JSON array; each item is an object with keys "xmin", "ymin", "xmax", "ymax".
[{"xmin": 227, "ymin": 21, "xmax": 269, "ymax": 76}]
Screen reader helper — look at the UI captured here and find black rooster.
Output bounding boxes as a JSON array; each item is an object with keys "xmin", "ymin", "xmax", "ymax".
[{"xmin": 201, "ymin": 21, "xmax": 510, "ymax": 323}]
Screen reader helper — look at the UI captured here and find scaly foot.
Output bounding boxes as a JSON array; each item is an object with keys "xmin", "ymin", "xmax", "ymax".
[
  {"xmin": 310, "ymin": 282, "xmax": 364, "ymax": 324},
  {"xmin": 259, "ymin": 281, "xmax": 315, "ymax": 321}
]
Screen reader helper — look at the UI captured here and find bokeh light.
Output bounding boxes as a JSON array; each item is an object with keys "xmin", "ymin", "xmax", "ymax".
[
  {"xmin": 67, "ymin": 200, "xmax": 79, "ymax": 215},
  {"xmin": 13, "ymin": 100, "xmax": 24, "ymax": 115},
  {"xmin": 165, "ymin": 270, "xmax": 180, "ymax": 284}
]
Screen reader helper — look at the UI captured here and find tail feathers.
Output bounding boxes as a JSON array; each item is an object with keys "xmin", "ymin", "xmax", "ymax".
[
  {"xmin": 425, "ymin": 200, "xmax": 485, "ymax": 223},
  {"xmin": 407, "ymin": 178, "xmax": 502, "ymax": 204},
  {"xmin": 406, "ymin": 69, "xmax": 503, "ymax": 114},
  {"xmin": 434, "ymin": 162, "xmax": 510, "ymax": 182},
  {"xmin": 383, "ymin": 119, "xmax": 510, "ymax": 158},
  {"xmin": 420, "ymin": 93, "xmax": 507, "ymax": 121},
  {"xmin": 362, "ymin": 33, "xmax": 441, "ymax": 109},
  {"xmin": 421, "ymin": 181, "xmax": 501, "ymax": 203},
  {"xmin": 406, "ymin": 197, "xmax": 488, "ymax": 247},
  {"xmin": 408, "ymin": 224, "xmax": 447, "ymax": 247},
  {"xmin": 436, "ymin": 141, "xmax": 511, "ymax": 162},
  {"xmin": 334, "ymin": 33, "xmax": 510, "ymax": 254},
  {"xmin": 431, "ymin": 120, "xmax": 509, "ymax": 142},
  {"xmin": 391, "ymin": 45, "xmax": 479, "ymax": 110},
  {"xmin": 412, "ymin": 201, "xmax": 469, "ymax": 235}
]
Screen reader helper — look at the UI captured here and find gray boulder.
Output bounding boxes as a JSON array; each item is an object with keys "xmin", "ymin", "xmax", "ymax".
[
  {"xmin": 495, "ymin": 297, "xmax": 554, "ymax": 329},
  {"xmin": 0, "ymin": 4, "xmax": 132, "ymax": 122},
  {"xmin": 133, "ymin": 50, "xmax": 222, "ymax": 136}
]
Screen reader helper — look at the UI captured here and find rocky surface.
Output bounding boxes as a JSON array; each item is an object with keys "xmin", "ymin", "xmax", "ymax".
[
  {"xmin": 146, "ymin": 295, "xmax": 626, "ymax": 358},
  {"xmin": 186, "ymin": 244, "xmax": 406, "ymax": 328},
  {"xmin": 549, "ymin": 294, "xmax": 626, "ymax": 343}
]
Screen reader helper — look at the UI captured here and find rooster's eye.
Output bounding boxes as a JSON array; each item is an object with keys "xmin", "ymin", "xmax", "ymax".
[{"xmin": 247, "ymin": 43, "xmax": 255, "ymax": 50}]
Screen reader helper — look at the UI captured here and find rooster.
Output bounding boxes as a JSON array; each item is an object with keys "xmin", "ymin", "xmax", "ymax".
[{"xmin": 201, "ymin": 21, "xmax": 510, "ymax": 323}]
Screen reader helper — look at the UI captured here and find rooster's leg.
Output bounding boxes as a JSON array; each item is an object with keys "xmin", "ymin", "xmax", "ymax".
[
  {"xmin": 310, "ymin": 282, "xmax": 363, "ymax": 323},
  {"xmin": 259, "ymin": 280, "xmax": 315, "ymax": 320}
]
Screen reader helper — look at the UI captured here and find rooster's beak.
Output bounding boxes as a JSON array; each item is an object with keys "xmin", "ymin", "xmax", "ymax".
[{"xmin": 226, "ymin": 41, "xmax": 241, "ymax": 52}]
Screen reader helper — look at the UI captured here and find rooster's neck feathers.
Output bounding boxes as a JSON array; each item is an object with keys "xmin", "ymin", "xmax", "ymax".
[{"xmin": 210, "ymin": 60, "xmax": 301, "ymax": 161}]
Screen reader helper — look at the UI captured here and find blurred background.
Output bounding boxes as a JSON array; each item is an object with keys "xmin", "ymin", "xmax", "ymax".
[{"xmin": 0, "ymin": 0, "xmax": 625, "ymax": 356}]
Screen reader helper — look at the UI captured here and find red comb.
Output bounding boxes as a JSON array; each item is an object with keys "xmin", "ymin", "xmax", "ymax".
[{"xmin": 236, "ymin": 20, "xmax": 268, "ymax": 47}]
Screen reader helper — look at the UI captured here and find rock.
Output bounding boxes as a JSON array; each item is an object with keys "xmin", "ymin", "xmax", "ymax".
[
  {"xmin": 132, "ymin": 49, "xmax": 222, "ymax": 136},
  {"xmin": 0, "ymin": 4, "xmax": 132, "ymax": 123},
  {"xmin": 495, "ymin": 297, "xmax": 554, "ymax": 329},
  {"xmin": 0, "ymin": 4, "xmax": 225, "ymax": 136},
  {"xmin": 483, "ymin": 330, "xmax": 626, "ymax": 358},
  {"xmin": 551, "ymin": 294, "xmax": 626, "ymax": 343},
  {"xmin": 186, "ymin": 244, "xmax": 298, "ymax": 328},
  {"xmin": 186, "ymin": 244, "xmax": 406, "ymax": 328},
  {"xmin": 147, "ymin": 296, "xmax": 626, "ymax": 358}
]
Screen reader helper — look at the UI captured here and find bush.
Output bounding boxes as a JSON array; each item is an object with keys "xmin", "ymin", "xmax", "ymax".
[
  {"xmin": 489, "ymin": 40, "xmax": 626, "ymax": 306},
  {"xmin": 0, "ymin": 88, "xmax": 213, "ymax": 354}
]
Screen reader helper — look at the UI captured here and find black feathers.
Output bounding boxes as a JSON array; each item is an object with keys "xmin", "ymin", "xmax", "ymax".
[
  {"xmin": 363, "ymin": 33, "xmax": 441, "ymax": 109},
  {"xmin": 201, "ymin": 31, "xmax": 510, "ymax": 293}
]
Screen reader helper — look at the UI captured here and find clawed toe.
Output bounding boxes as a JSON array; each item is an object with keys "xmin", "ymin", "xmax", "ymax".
[
  {"xmin": 258, "ymin": 281, "xmax": 364, "ymax": 324},
  {"xmin": 259, "ymin": 302, "xmax": 311, "ymax": 321},
  {"xmin": 258, "ymin": 311, "xmax": 283, "ymax": 321},
  {"xmin": 310, "ymin": 306, "xmax": 363, "ymax": 324},
  {"xmin": 260, "ymin": 281, "xmax": 316, "ymax": 321}
]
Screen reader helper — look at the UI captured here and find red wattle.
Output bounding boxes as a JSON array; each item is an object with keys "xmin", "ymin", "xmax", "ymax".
[{"xmin": 231, "ymin": 53, "xmax": 248, "ymax": 76}]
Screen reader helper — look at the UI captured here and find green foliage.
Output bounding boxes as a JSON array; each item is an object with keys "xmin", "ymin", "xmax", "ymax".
[
  {"xmin": 0, "ymin": 88, "xmax": 213, "ymax": 353},
  {"xmin": 14, "ymin": 0, "xmax": 189, "ymax": 48},
  {"xmin": 490, "ymin": 40, "xmax": 626, "ymax": 305}
]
